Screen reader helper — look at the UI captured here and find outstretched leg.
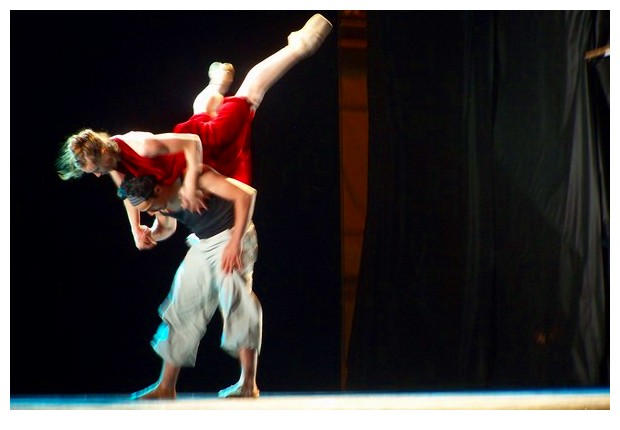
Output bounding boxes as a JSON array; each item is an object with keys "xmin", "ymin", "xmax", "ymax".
[
  {"xmin": 130, "ymin": 361, "xmax": 180, "ymax": 400},
  {"xmin": 218, "ymin": 347, "xmax": 260, "ymax": 398},
  {"xmin": 234, "ymin": 13, "xmax": 333, "ymax": 110}
]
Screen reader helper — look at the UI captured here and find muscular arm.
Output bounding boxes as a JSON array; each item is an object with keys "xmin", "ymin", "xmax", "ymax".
[
  {"xmin": 122, "ymin": 131, "xmax": 206, "ymax": 213},
  {"xmin": 145, "ymin": 133, "xmax": 205, "ymax": 212},
  {"xmin": 150, "ymin": 212, "xmax": 178, "ymax": 242},
  {"xmin": 224, "ymin": 177, "xmax": 257, "ymax": 233},
  {"xmin": 198, "ymin": 168, "xmax": 257, "ymax": 273},
  {"xmin": 109, "ymin": 170, "xmax": 156, "ymax": 250},
  {"xmin": 141, "ymin": 132, "xmax": 203, "ymax": 171}
]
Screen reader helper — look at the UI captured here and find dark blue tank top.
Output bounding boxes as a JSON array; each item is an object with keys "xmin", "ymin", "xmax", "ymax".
[{"xmin": 165, "ymin": 195, "xmax": 234, "ymax": 239}]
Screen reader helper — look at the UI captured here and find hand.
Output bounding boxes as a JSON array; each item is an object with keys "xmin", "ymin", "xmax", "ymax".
[
  {"xmin": 221, "ymin": 241, "xmax": 242, "ymax": 274},
  {"xmin": 179, "ymin": 186, "xmax": 208, "ymax": 213},
  {"xmin": 134, "ymin": 225, "xmax": 157, "ymax": 250}
]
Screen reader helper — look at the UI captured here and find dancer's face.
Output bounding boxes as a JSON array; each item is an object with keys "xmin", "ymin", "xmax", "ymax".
[
  {"xmin": 81, "ymin": 151, "xmax": 116, "ymax": 176},
  {"xmin": 81, "ymin": 157, "xmax": 107, "ymax": 176},
  {"xmin": 135, "ymin": 184, "xmax": 178, "ymax": 213}
]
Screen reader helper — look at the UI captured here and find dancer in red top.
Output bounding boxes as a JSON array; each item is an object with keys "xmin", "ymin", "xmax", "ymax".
[{"xmin": 56, "ymin": 14, "xmax": 333, "ymax": 249}]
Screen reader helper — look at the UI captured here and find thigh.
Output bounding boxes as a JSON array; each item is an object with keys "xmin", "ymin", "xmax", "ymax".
[{"xmin": 164, "ymin": 246, "xmax": 219, "ymax": 318}]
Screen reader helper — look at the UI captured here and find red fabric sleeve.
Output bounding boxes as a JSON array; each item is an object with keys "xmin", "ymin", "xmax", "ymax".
[{"xmin": 113, "ymin": 138, "xmax": 187, "ymax": 186}]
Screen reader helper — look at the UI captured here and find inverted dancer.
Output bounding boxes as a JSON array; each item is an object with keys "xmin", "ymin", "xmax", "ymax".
[
  {"xmin": 118, "ymin": 168, "xmax": 262, "ymax": 399},
  {"xmin": 56, "ymin": 13, "xmax": 333, "ymax": 249}
]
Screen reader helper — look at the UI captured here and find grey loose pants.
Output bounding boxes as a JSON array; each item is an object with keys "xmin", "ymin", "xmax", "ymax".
[{"xmin": 151, "ymin": 224, "xmax": 262, "ymax": 367}]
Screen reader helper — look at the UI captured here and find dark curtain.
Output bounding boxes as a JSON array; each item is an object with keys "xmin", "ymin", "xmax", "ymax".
[{"xmin": 347, "ymin": 10, "xmax": 609, "ymax": 390}]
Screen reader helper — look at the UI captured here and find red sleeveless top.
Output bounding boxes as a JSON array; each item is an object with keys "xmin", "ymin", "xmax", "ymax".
[
  {"xmin": 112, "ymin": 138, "xmax": 187, "ymax": 187},
  {"xmin": 112, "ymin": 96, "xmax": 255, "ymax": 186}
]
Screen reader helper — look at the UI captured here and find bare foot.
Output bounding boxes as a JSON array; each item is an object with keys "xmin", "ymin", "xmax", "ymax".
[
  {"xmin": 218, "ymin": 383, "xmax": 260, "ymax": 398},
  {"xmin": 130, "ymin": 384, "xmax": 176, "ymax": 400}
]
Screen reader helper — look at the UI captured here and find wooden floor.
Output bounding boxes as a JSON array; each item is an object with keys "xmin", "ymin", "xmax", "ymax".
[
  {"xmin": 7, "ymin": 389, "xmax": 613, "ymax": 430},
  {"xmin": 10, "ymin": 388, "xmax": 610, "ymax": 410}
]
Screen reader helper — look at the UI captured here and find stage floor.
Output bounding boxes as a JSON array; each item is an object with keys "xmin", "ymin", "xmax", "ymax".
[{"xmin": 10, "ymin": 388, "xmax": 610, "ymax": 410}]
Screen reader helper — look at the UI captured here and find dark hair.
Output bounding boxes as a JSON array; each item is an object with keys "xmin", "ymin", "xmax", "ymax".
[{"xmin": 118, "ymin": 175, "xmax": 157, "ymax": 206}]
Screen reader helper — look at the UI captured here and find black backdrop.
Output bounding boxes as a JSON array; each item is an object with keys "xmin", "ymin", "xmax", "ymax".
[
  {"xmin": 347, "ymin": 11, "xmax": 610, "ymax": 390},
  {"xmin": 10, "ymin": 10, "xmax": 341, "ymax": 395}
]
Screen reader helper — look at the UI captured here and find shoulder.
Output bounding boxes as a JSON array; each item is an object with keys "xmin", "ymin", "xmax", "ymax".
[
  {"xmin": 117, "ymin": 131, "xmax": 154, "ymax": 142},
  {"xmin": 115, "ymin": 131, "xmax": 154, "ymax": 156}
]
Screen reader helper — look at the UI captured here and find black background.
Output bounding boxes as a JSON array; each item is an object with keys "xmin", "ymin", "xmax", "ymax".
[{"xmin": 11, "ymin": 10, "xmax": 341, "ymax": 395}]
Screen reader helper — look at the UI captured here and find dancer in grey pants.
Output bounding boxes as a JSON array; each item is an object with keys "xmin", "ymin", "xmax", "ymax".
[{"xmin": 118, "ymin": 168, "xmax": 262, "ymax": 399}]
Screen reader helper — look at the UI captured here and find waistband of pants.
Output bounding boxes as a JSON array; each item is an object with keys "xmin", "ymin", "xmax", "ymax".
[{"xmin": 185, "ymin": 222, "xmax": 255, "ymax": 248}]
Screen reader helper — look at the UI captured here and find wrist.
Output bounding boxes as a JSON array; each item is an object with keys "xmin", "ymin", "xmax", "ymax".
[
  {"xmin": 184, "ymin": 169, "xmax": 200, "ymax": 183},
  {"xmin": 132, "ymin": 225, "xmax": 146, "ymax": 237},
  {"xmin": 187, "ymin": 162, "xmax": 202, "ymax": 173}
]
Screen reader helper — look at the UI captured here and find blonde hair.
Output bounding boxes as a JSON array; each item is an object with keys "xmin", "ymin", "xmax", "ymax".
[{"xmin": 56, "ymin": 129, "xmax": 119, "ymax": 180}]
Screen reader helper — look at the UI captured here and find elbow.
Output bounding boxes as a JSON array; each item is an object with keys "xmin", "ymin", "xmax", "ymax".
[
  {"xmin": 242, "ymin": 192, "xmax": 253, "ymax": 206},
  {"xmin": 240, "ymin": 190, "xmax": 255, "ymax": 211},
  {"xmin": 166, "ymin": 220, "xmax": 178, "ymax": 234},
  {"xmin": 193, "ymin": 135, "xmax": 203, "ymax": 149},
  {"xmin": 248, "ymin": 188, "xmax": 257, "ymax": 208}
]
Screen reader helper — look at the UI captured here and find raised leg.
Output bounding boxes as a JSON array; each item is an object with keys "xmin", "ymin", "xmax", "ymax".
[
  {"xmin": 234, "ymin": 13, "xmax": 333, "ymax": 110},
  {"xmin": 193, "ymin": 62, "xmax": 235, "ymax": 116}
]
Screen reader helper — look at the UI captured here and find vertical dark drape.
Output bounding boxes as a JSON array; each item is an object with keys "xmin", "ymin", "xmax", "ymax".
[
  {"xmin": 459, "ymin": 11, "xmax": 498, "ymax": 387},
  {"xmin": 347, "ymin": 11, "xmax": 609, "ymax": 390},
  {"xmin": 462, "ymin": 10, "xmax": 609, "ymax": 387},
  {"xmin": 347, "ymin": 11, "xmax": 468, "ymax": 390}
]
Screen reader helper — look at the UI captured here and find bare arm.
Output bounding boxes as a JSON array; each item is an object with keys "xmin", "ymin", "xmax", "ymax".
[
  {"xmin": 198, "ymin": 168, "xmax": 257, "ymax": 273},
  {"xmin": 141, "ymin": 132, "xmax": 202, "ymax": 171},
  {"xmin": 150, "ymin": 212, "xmax": 178, "ymax": 242},
  {"xmin": 123, "ymin": 131, "xmax": 206, "ymax": 213},
  {"xmin": 224, "ymin": 177, "xmax": 257, "ymax": 232},
  {"xmin": 110, "ymin": 170, "xmax": 156, "ymax": 250},
  {"xmin": 145, "ymin": 133, "xmax": 205, "ymax": 213}
]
